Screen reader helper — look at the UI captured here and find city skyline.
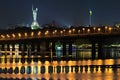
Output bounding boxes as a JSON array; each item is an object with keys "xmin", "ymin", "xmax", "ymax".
[
  {"xmin": 0, "ymin": 0, "xmax": 120, "ymax": 79},
  {"xmin": 0, "ymin": 0, "xmax": 120, "ymax": 29}
]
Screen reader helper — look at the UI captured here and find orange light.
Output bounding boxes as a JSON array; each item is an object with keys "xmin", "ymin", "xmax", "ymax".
[
  {"xmin": 78, "ymin": 30, "xmax": 80, "ymax": 33},
  {"xmin": 69, "ymin": 30, "xmax": 72, "ymax": 34},
  {"xmin": 6, "ymin": 34, "xmax": 10, "ymax": 38},
  {"xmin": 52, "ymin": 31, "xmax": 55, "ymax": 35},
  {"xmin": 105, "ymin": 26, "xmax": 108, "ymax": 29},
  {"xmin": 87, "ymin": 29, "xmax": 90, "ymax": 33},
  {"xmin": 25, "ymin": 32, "xmax": 27, "ymax": 37},
  {"xmin": 82, "ymin": 28, "xmax": 85, "ymax": 31},
  {"xmin": 93, "ymin": 27, "xmax": 96, "ymax": 30},
  {"xmin": 18, "ymin": 33, "xmax": 21, "ymax": 37},
  {"xmin": 63, "ymin": 29, "xmax": 66, "ymax": 32},
  {"xmin": 109, "ymin": 27, "xmax": 112, "ymax": 31},
  {"xmin": 60, "ymin": 31, "xmax": 63, "ymax": 34},
  {"xmin": 98, "ymin": 28, "xmax": 101, "ymax": 32},
  {"xmin": 12, "ymin": 33, "xmax": 15, "ymax": 38},
  {"xmin": 1, "ymin": 35, "xmax": 5, "ymax": 38},
  {"xmin": 54, "ymin": 30, "xmax": 57, "ymax": 33},
  {"xmin": 38, "ymin": 31, "xmax": 41, "ymax": 36},
  {"xmin": 72, "ymin": 28, "xmax": 75, "ymax": 32},
  {"xmin": 45, "ymin": 30, "xmax": 49, "ymax": 35},
  {"xmin": 31, "ymin": 32, "xmax": 34, "ymax": 36}
]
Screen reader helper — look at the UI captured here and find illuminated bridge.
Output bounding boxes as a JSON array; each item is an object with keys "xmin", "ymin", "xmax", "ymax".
[{"xmin": 0, "ymin": 26, "xmax": 120, "ymax": 61}]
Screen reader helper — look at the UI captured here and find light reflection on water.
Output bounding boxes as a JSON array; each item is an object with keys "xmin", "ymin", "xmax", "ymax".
[{"xmin": 0, "ymin": 59, "xmax": 120, "ymax": 80}]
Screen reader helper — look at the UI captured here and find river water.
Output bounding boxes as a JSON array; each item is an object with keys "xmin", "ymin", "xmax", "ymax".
[{"xmin": 0, "ymin": 58, "xmax": 120, "ymax": 80}]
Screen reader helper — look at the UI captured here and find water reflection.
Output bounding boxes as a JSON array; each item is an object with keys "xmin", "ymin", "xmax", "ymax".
[
  {"xmin": 26, "ymin": 66, "xmax": 31, "ymax": 74},
  {"xmin": 0, "ymin": 59, "xmax": 120, "ymax": 80}
]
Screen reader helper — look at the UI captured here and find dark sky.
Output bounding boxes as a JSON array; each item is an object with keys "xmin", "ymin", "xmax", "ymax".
[{"xmin": 0, "ymin": 0, "xmax": 120, "ymax": 29}]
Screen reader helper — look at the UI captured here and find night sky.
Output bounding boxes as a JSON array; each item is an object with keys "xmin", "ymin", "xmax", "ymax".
[{"xmin": 0, "ymin": 0, "xmax": 120, "ymax": 29}]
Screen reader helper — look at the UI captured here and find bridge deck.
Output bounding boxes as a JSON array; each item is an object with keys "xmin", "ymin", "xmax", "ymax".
[{"xmin": 0, "ymin": 26, "xmax": 120, "ymax": 41}]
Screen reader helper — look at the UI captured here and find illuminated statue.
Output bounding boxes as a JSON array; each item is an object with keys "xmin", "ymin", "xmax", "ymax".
[
  {"xmin": 32, "ymin": 7, "xmax": 38, "ymax": 21},
  {"xmin": 31, "ymin": 6, "xmax": 42, "ymax": 29}
]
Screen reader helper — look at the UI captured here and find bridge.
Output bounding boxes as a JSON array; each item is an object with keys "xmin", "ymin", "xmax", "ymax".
[
  {"xmin": 0, "ymin": 26, "xmax": 119, "ymax": 41},
  {"xmin": 0, "ymin": 26, "xmax": 120, "ymax": 61}
]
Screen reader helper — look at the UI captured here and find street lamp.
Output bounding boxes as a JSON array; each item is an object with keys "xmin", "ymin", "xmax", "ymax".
[
  {"xmin": 18, "ymin": 33, "xmax": 21, "ymax": 37},
  {"xmin": 25, "ymin": 32, "xmax": 27, "ymax": 37},
  {"xmin": 52, "ymin": 31, "xmax": 55, "ymax": 35},
  {"xmin": 60, "ymin": 31, "xmax": 63, "ymax": 35},
  {"xmin": 1, "ymin": 35, "xmax": 5, "ymax": 38},
  {"xmin": 38, "ymin": 31, "xmax": 41, "ymax": 36},
  {"xmin": 105, "ymin": 26, "xmax": 108, "ymax": 29},
  {"xmin": 72, "ymin": 28, "xmax": 75, "ymax": 34},
  {"xmin": 93, "ymin": 27, "xmax": 96, "ymax": 33},
  {"xmin": 6, "ymin": 34, "xmax": 10, "ymax": 38},
  {"xmin": 31, "ymin": 32, "xmax": 34, "ymax": 37},
  {"xmin": 69, "ymin": 29, "xmax": 72, "ymax": 34},
  {"xmin": 12, "ymin": 33, "xmax": 15, "ymax": 38},
  {"xmin": 82, "ymin": 28, "xmax": 85, "ymax": 33},
  {"xmin": 63, "ymin": 29, "xmax": 65, "ymax": 32},
  {"xmin": 105, "ymin": 26, "xmax": 108, "ymax": 32},
  {"xmin": 78, "ymin": 30, "xmax": 80, "ymax": 33},
  {"xmin": 98, "ymin": 28, "xmax": 101, "ymax": 32},
  {"xmin": 63, "ymin": 29, "xmax": 66, "ymax": 35},
  {"xmin": 108, "ymin": 27, "xmax": 112, "ymax": 33},
  {"xmin": 54, "ymin": 30, "xmax": 57, "ymax": 35},
  {"xmin": 54, "ymin": 30, "xmax": 57, "ymax": 33},
  {"xmin": 87, "ymin": 29, "xmax": 90, "ymax": 33},
  {"xmin": 45, "ymin": 30, "xmax": 49, "ymax": 35}
]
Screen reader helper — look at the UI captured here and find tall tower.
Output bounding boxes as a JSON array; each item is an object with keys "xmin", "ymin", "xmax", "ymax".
[
  {"xmin": 31, "ymin": 6, "xmax": 40, "ymax": 29},
  {"xmin": 89, "ymin": 9, "xmax": 92, "ymax": 26}
]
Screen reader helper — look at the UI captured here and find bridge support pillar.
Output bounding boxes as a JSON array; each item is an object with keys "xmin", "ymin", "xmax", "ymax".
[
  {"xmin": 92, "ymin": 43, "xmax": 96, "ymax": 59},
  {"xmin": 27, "ymin": 44, "xmax": 31, "ymax": 58},
  {"xmin": 63, "ymin": 42, "xmax": 66, "ymax": 58},
  {"xmin": 46, "ymin": 42, "xmax": 50, "ymax": 52},
  {"xmin": 34, "ymin": 44, "xmax": 38, "ymax": 57},
  {"xmin": 0, "ymin": 45, "xmax": 2, "ymax": 56},
  {"xmin": 4, "ymin": 44, "xmax": 7, "ymax": 58},
  {"xmin": 98, "ymin": 43, "xmax": 103, "ymax": 59},
  {"xmin": 52, "ymin": 42, "xmax": 55, "ymax": 56},
  {"xmin": 37, "ymin": 44, "xmax": 40, "ymax": 52},
  {"xmin": 21, "ymin": 44, "xmax": 25, "ymax": 57},
  {"xmin": 9, "ymin": 44, "xmax": 13, "ymax": 58},
  {"xmin": 15, "ymin": 44, "xmax": 19, "ymax": 58},
  {"xmin": 38, "ymin": 43, "xmax": 40, "ymax": 51},
  {"xmin": 69, "ymin": 42, "xmax": 72, "ymax": 59}
]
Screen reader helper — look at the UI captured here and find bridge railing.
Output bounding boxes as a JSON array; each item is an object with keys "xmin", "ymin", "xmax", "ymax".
[{"xmin": 0, "ymin": 26, "xmax": 120, "ymax": 41}]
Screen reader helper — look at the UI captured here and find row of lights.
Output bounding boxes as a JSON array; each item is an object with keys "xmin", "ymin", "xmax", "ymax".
[
  {"xmin": 43, "ymin": 26, "xmax": 113, "ymax": 34},
  {"xmin": 0, "ymin": 27, "xmax": 113, "ymax": 39},
  {"xmin": 0, "ymin": 31, "xmax": 41, "ymax": 39}
]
